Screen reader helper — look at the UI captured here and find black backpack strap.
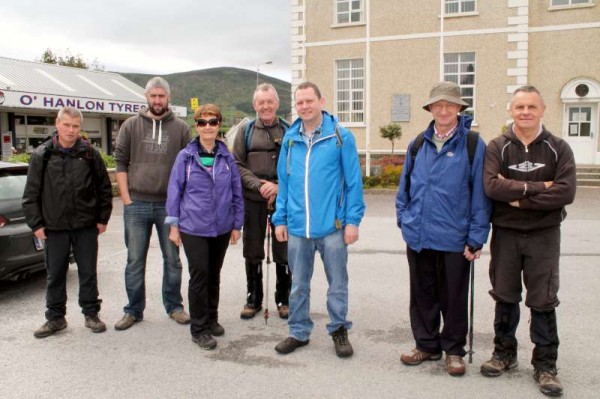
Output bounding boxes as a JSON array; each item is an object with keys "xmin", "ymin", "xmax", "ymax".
[
  {"xmin": 466, "ymin": 130, "xmax": 479, "ymax": 166},
  {"xmin": 404, "ymin": 131, "xmax": 426, "ymax": 196}
]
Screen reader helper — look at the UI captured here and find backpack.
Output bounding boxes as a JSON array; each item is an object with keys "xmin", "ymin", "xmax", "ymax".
[
  {"xmin": 404, "ymin": 130, "xmax": 479, "ymax": 195},
  {"xmin": 243, "ymin": 118, "xmax": 290, "ymax": 151}
]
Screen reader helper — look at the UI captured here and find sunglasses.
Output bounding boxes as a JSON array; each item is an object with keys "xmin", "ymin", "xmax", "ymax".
[{"xmin": 196, "ymin": 118, "xmax": 220, "ymax": 127}]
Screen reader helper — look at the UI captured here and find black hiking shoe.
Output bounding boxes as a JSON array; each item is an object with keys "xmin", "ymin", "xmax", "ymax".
[
  {"xmin": 192, "ymin": 334, "xmax": 217, "ymax": 350},
  {"xmin": 210, "ymin": 322, "xmax": 225, "ymax": 337},
  {"xmin": 275, "ymin": 337, "xmax": 309, "ymax": 354},
  {"xmin": 332, "ymin": 326, "xmax": 353, "ymax": 358}
]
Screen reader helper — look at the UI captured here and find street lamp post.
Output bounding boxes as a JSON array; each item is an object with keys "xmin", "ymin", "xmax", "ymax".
[{"xmin": 256, "ymin": 61, "xmax": 273, "ymax": 87}]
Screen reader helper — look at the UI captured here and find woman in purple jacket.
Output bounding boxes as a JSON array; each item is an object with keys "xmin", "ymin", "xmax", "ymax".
[{"xmin": 166, "ymin": 104, "xmax": 244, "ymax": 350}]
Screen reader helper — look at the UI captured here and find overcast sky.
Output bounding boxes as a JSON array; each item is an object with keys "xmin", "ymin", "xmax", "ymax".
[{"xmin": 0, "ymin": 0, "xmax": 291, "ymax": 81}]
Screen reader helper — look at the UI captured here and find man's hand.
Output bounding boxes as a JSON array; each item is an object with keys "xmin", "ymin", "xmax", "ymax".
[
  {"xmin": 33, "ymin": 227, "xmax": 46, "ymax": 240},
  {"xmin": 230, "ymin": 229, "xmax": 241, "ymax": 244},
  {"xmin": 259, "ymin": 180, "xmax": 278, "ymax": 199},
  {"xmin": 169, "ymin": 226, "xmax": 181, "ymax": 247},
  {"xmin": 344, "ymin": 225, "xmax": 359, "ymax": 245},
  {"xmin": 544, "ymin": 181, "xmax": 553, "ymax": 189},
  {"xmin": 97, "ymin": 223, "xmax": 107, "ymax": 235},
  {"xmin": 463, "ymin": 245, "xmax": 481, "ymax": 261},
  {"xmin": 275, "ymin": 226, "xmax": 288, "ymax": 242},
  {"xmin": 509, "ymin": 200, "xmax": 520, "ymax": 208}
]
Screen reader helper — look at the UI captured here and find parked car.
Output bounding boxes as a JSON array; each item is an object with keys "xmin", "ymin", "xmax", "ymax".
[{"xmin": 0, "ymin": 161, "xmax": 46, "ymax": 280}]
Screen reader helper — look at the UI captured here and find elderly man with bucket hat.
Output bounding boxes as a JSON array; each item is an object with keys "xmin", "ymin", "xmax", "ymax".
[{"xmin": 395, "ymin": 81, "xmax": 491, "ymax": 376}]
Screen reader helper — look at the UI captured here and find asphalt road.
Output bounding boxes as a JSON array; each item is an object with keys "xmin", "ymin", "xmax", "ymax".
[{"xmin": 1, "ymin": 188, "xmax": 599, "ymax": 398}]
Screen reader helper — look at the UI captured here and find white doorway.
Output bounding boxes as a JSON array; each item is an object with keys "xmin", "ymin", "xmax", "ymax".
[{"xmin": 561, "ymin": 78, "xmax": 600, "ymax": 165}]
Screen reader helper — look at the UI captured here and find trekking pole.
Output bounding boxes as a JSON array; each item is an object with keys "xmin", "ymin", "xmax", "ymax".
[
  {"xmin": 264, "ymin": 206, "xmax": 272, "ymax": 325},
  {"xmin": 468, "ymin": 259, "xmax": 475, "ymax": 364}
]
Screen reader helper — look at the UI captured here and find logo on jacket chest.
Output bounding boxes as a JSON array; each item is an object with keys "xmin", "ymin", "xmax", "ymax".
[{"xmin": 508, "ymin": 161, "xmax": 546, "ymax": 172}]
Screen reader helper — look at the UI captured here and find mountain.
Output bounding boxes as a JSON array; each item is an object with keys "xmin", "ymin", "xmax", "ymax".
[{"xmin": 120, "ymin": 67, "xmax": 291, "ymax": 126}]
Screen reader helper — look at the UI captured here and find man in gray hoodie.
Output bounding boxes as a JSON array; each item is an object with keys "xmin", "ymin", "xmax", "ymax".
[{"xmin": 114, "ymin": 77, "xmax": 191, "ymax": 330}]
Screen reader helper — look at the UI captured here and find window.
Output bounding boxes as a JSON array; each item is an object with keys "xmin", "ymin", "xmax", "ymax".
[
  {"xmin": 444, "ymin": 52, "xmax": 476, "ymax": 118},
  {"xmin": 336, "ymin": 0, "xmax": 363, "ymax": 24},
  {"xmin": 567, "ymin": 106, "xmax": 592, "ymax": 137},
  {"xmin": 445, "ymin": 0, "xmax": 476, "ymax": 14},
  {"xmin": 551, "ymin": 0, "xmax": 591, "ymax": 6},
  {"xmin": 335, "ymin": 59, "xmax": 364, "ymax": 123}
]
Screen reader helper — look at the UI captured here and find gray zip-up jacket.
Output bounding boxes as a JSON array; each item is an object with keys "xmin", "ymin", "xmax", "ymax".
[{"xmin": 115, "ymin": 108, "xmax": 191, "ymax": 202}]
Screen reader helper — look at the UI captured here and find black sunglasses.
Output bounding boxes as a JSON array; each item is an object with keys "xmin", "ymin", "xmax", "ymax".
[{"xmin": 196, "ymin": 118, "xmax": 220, "ymax": 127}]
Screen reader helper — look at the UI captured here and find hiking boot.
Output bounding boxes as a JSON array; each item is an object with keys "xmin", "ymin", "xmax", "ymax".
[
  {"xmin": 275, "ymin": 337, "xmax": 309, "ymax": 354},
  {"xmin": 170, "ymin": 310, "xmax": 190, "ymax": 325},
  {"xmin": 446, "ymin": 355, "xmax": 466, "ymax": 376},
  {"xmin": 85, "ymin": 315, "xmax": 107, "ymax": 333},
  {"xmin": 240, "ymin": 304, "xmax": 262, "ymax": 319},
  {"xmin": 33, "ymin": 317, "xmax": 67, "ymax": 338},
  {"xmin": 332, "ymin": 326, "xmax": 354, "ymax": 358},
  {"xmin": 480, "ymin": 354, "xmax": 518, "ymax": 377},
  {"xmin": 534, "ymin": 370, "xmax": 563, "ymax": 397},
  {"xmin": 114, "ymin": 314, "xmax": 138, "ymax": 331},
  {"xmin": 400, "ymin": 348, "xmax": 442, "ymax": 365},
  {"xmin": 192, "ymin": 334, "xmax": 217, "ymax": 350},
  {"xmin": 210, "ymin": 322, "xmax": 225, "ymax": 337},
  {"xmin": 278, "ymin": 305, "xmax": 289, "ymax": 319}
]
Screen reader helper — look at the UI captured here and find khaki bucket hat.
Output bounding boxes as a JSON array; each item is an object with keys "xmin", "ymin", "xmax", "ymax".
[{"xmin": 423, "ymin": 81, "xmax": 469, "ymax": 112}]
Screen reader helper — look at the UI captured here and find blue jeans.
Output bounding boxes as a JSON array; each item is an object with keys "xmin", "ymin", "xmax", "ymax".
[
  {"xmin": 123, "ymin": 201, "xmax": 184, "ymax": 319},
  {"xmin": 287, "ymin": 229, "xmax": 351, "ymax": 341}
]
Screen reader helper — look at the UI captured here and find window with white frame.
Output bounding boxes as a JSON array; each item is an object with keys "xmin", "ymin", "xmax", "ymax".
[
  {"xmin": 551, "ymin": 0, "xmax": 592, "ymax": 6},
  {"xmin": 445, "ymin": 0, "xmax": 477, "ymax": 14},
  {"xmin": 444, "ymin": 52, "xmax": 476, "ymax": 118},
  {"xmin": 335, "ymin": 59, "xmax": 364, "ymax": 123},
  {"xmin": 336, "ymin": 0, "xmax": 363, "ymax": 24}
]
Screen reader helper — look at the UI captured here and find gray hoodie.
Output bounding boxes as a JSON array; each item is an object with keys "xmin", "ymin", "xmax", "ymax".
[{"xmin": 115, "ymin": 108, "xmax": 191, "ymax": 202}]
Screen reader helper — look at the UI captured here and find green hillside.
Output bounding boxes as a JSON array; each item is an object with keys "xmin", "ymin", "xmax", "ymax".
[{"xmin": 121, "ymin": 67, "xmax": 291, "ymax": 129}]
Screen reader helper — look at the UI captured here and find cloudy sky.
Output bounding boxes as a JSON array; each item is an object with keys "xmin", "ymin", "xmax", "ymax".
[{"xmin": 0, "ymin": 0, "xmax": 290, "ymax": 81}]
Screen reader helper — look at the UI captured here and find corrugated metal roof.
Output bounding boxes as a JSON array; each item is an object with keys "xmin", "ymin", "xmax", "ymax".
[{"xmin": 0, "ymin": 56, "xmax": 146, "ymax": 102}]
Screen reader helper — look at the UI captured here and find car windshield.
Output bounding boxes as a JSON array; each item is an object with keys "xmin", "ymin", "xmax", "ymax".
[{"xmin": 0, "ymin": 170, "xmax": 28, "ymax": 201}]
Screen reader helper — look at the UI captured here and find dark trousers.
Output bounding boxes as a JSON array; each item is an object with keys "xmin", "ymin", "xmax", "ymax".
[
  {"xmin": 489, "ymin": 226, "xmax": 561, "ymax": 371},
  {"xmin": 242, "ymin": 199, "xmax": 290, "ymax": 307},
  {"xmin": 44, "ymin": 226, "xmax": 101, "ymax": 320},
  {"xmin": 181, "ymin": 232, "xmax": 230, "ymax": 337},
  {"xmin": 406, "ymin": 247, "xmax": 470, "ymax": 356}
]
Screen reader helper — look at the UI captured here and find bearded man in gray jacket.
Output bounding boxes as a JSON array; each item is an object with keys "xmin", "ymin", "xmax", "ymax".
[{"xmin": 114, "ymin": 77, "xmax": 191, "ymax": 330}]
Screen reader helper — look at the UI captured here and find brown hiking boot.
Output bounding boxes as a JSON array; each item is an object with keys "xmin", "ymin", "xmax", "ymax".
[
  {"xmin": 400, "ymin": 348, "xmax": 442, "ymax": 365},
  {"xmin": 170, "ymin": 310, "xmax": 190, "ymax": 324},
  {"xmin": 85, "ymin": 315, "xmax": 107, "ymax": 333},
  {"xmin": 446, "ymin": 355, "xmax": 466, "ymax": 376},
  {"xmin": 114, "ymin": 313, "xmax": 138, "ymax": 331},
  {"xmin": 481, "ymin": 354, "xmax": 518, "ymax": 377},
  {"xmin": 240, "ymin": 304, "xmax": 262, "ymax": 319},
  {"xmin": 278, "ymin": 305, "xmax": 289, "ymax": 319},
  {"xmin": 534, "ymin": 370, "xmax": 563, "ymax": 397},
  {"xmin": 275, "ymin": 337, "xmax": 309, "ymax": 354},
  {"xmin": 34, "ymin": 317, "xmax": 67, "ymax": 338}
]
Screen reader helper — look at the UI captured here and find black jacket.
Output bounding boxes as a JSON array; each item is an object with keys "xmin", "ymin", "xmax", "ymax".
[
  {"xmin": 483, "ymin": 124, "xmax": 576, "ymax": 232},
  {"xmin": 22, "ymin": 134, "xmax": 113, "ymax": 232}
]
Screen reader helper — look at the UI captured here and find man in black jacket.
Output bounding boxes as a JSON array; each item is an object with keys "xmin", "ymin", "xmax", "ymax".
[
  {"xmin": 481, "ymin": 86, "xmax": 576, "ymax": 397},
  {"xmin": 23, "ymin": 106, "xmax": 113, "ymax": 338}
]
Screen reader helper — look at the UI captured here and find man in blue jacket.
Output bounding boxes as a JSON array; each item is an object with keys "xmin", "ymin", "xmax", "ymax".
[
  {"xmin": 396, "ymin": 81, "xmax": 491, "ymax": 376},
  {"xmin": 272, "ymin": 81, "xmax": 365, "ymax": 358}
]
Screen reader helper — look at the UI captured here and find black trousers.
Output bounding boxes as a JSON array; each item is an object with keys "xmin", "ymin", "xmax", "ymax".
[
  {"xmin": 181, "ymin": 232, "xmax": 230, "ymax": 337},
  {"xmin": 489, "ymin": 226, "xmax": 561, "ymax": 371},
  {"xmin": 242, "ymin": 199, "xmax": 290, "ymax": 307},
  {"xmin": 406, "ymin": 247, "xmax": 470, "ymax": 356},
  {"xmin": 44, "ymin": 226, "xmax": 101, "ymax": 320}
]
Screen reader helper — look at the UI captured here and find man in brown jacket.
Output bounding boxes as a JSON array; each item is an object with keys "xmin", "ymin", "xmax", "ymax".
[
  {"xmin": 481, "ymin": 86, "xmax": 576, "ymax": 397},
  {"xmin": 231, "ymin": 83, "xmax": 291, "ymax": 320}
]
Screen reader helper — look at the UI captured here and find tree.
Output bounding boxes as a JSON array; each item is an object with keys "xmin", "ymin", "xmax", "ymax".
[
  {"xmin": 379, "ymin": 122, "xmax": 403, "ymax": 154},
  {"xmin": 37, "ymin": 48, "xmax": 104, "ymax": 71}
]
